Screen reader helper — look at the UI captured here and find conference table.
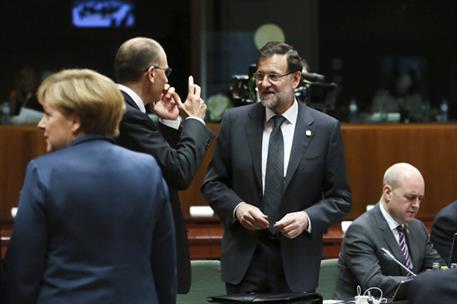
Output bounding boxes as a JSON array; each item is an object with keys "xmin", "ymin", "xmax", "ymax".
[
  {"xmin": 185, "ymin": 215, "xmax": 433, "ymax": 261},
  {"xmin": 186, "ymin": 216, "xmax": 349, "ymax": 260}
]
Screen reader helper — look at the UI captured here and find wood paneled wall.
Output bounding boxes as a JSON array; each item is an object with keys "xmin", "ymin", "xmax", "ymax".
[
  {"xmin": 2, "ymin": 123, "xmax": 457, "ymax": 221},
  {"xmin": 340, "ymin": 124, "xmax": 457, "ymax": 217},
  {"xmin": 178, "ymin": 123, "xmax": 457, "ymax": 220},
  {"xmin": 0, "ymin": 126, "xmax": 46, "ymax": 220}
]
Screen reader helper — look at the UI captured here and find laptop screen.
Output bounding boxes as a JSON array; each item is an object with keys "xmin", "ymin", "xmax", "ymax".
[
  {"xmin": 390, "ymin": 278, "xmax": 413, "ymax": 302},
  {"xmin": 448, "ymin": 232, "xmax": 457, "ymax": 266}
]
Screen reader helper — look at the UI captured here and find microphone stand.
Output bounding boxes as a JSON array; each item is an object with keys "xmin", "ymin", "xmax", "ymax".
[{"xmin": 381, "ymin": 247, "xmax": 417, "ymax": 277}]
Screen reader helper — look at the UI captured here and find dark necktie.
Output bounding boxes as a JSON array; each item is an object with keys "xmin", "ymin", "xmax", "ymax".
[
  {"xmin": 396, "ymin": 225, "xmax": 413, "ymax": 274},
  {"xmin": 263, "ymin": 115, "xmax": 286, "ymax": 227}
]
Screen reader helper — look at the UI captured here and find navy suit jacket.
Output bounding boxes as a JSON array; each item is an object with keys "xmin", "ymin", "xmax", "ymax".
[
  {"xmin": 116, "ymin": 92, "xmax": 213, "ymax": 293},
  {"xmin": 202, "ymin": 102, "xmax": 352, "ymax": 292},
  {"xmin": 4, "ymin": 136, "xmax": 176, "ymax": 304},
  {"xmin": 408, "ymin": 268, "xmax": 457, "ymax": 304},
  {"xmin": 430, "ymin": 200, "xmax": 457, "ymax": 263}
]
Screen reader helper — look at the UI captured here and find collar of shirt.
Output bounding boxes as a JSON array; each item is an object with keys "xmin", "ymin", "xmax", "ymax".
[
  {"xmin": 380, "ymin": 202, "xmax": 403, "ymax": 239},
  {"xmin": 117, "ymin": 84, "xmax": 146, "ymax": 113},
  {"xmin": 264, "ymin": 99, "xmax": 298, "ymax": 126}
]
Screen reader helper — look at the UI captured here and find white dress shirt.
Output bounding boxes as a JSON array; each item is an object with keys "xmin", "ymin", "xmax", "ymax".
[
  {"xmin": 117, "ymin": 84, "xmax": 205, "ymax": 129},
  {"xmin": 380, "ymin": 202, "xmax": 403, "ymax": 243},
  {"xmin": 117, "ymin": 84, "xmax": 146, "ymax": 113}
]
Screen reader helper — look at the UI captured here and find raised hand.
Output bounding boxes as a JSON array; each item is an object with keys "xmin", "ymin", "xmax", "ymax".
[
  {"xmin": 151, "ymin": 84, "xmax": 180, "ymax": 120},
  {"xmin": 176, "ymin": 76, "xmax": 207, "ymax": 119}
]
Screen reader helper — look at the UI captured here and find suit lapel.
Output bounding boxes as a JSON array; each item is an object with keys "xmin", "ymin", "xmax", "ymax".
[
  {"xmin": 374, "ymin": 205, "xmax": 409, "ymax": 275},
  {"xmin": 246, "ymin": 104, "xmax": 265, "ymax": 190},
  {"xmin": 122, "ymin": 91, "xmax": 139, "ymax": 110},
  {"xmin": 284, "ymin": 103, "xmax": 314, "ymax": 190}
]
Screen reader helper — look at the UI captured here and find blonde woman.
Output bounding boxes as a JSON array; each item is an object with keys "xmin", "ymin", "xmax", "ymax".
[{"xmin": 4, "ymin": 69, "xmax": 176, "ymax": 304}]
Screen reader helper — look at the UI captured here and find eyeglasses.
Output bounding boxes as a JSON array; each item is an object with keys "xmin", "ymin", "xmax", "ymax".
[
  {"xmin": 145, "ymin": 65, "xmax": 173, "ymax": 77},
  {"xmin": 253, "ymin": 71, "xmax": 296, "ymax": 83}
]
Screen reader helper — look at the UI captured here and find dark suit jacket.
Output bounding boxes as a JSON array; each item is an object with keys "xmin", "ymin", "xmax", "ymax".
[
  {"xmin": 408, "ymin": 268, "xmax": 457, "ymax": 304},
  {"xmin": 430, "ymin": 200, "xmax": 457, "ymax": 263},
  {"xmin": 3, "ymin": 136, "xmax": 176, "ymax": 304},
  {"xmin": 202, "ymin": 102, "xmax": 352, "ymax": 292},
  {"xmin": 335, "ymin": 203, "xmax": 443, "ymax": 300},
  {"xmin": 116, "ymin": 92, "xmax": 213, "ymax": 293}
]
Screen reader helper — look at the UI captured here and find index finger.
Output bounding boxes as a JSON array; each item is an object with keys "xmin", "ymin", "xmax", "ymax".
[
  {"xmin": 188, "ymin": 75, "xmax": 194, "ymax": 94},
  {"xmin": 251, "ymin": 216, "xmax": 269, "ymax": 230},
  {"xmin": 250, "ymin": 210, "xmax": 269, "ymax": 224},
  {"xmin": 274, "ymin": 217, "xmax": 292, "ymax": 229},
  {"xmin": 172, "ymin": 91, "xmax": 184, "ymax": 108},
  {"xmin": 164, "ymin": 86, "xmax": 175, "ymax": 97}
]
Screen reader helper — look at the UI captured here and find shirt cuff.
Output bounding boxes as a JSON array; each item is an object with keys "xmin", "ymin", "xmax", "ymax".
[
  {"xmin": 185, "ymin": 116, "xmax": 206, "ymax": 126},
  {"xmin": 303, "ymin": 211, "xmax": 312, "ymax": 233},
  {"xmin": 233, "ymin": 202, "xmax": 243, "ymax": 222},
  {"xmin": 159, "ymin": 116, "xmax": 182, "ymax": 130}
]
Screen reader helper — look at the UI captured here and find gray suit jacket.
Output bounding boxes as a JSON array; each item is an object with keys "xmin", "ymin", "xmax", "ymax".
[
  {"xmin": 335, "ymin": 203, "xmax": 443, "ymax": 300},
  {"xmin": 202, "ymin": 102, "xmax": 352, "ymax": 292}
]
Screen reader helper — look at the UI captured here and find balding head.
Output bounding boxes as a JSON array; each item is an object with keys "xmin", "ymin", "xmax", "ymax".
[
  {"xmin": 381, "ymin": 162, "xmax": 425, "ymax": 224},
  {"xmin": 114, "ymin": 37, "xmax": 164, "ymax": 83},
  {"xmin": 383, "ymin": 162, "xmax": 424, "ymax": 190}
]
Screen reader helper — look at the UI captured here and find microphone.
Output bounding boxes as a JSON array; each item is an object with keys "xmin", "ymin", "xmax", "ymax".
[
  {"xmin": 381, "ymin": 247, "xmax": 417, "ymax": 277},
  {"xmin": 302, "ymin": 72, "xmax": 325, "ymax": 82}
]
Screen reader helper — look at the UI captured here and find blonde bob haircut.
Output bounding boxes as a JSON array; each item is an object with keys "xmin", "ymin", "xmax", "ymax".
[{"xmin": 37, "ymin": 69, "xmax": 125, "ymax": 137}]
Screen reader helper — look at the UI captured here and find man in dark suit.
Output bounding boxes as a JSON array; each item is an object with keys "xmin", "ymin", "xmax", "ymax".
[
  {"xmin": 430, "ymin": 200, "xmax": 457, "ymax": 263},
  {"xmin": 408, "ymin": 268, "xmax": 457, "ymax": 304},
  {"xmin": 3, "ymin": 69, "xmax": 176, "ymax": 304},
  {"xmin": 114, "ymin": 37, "xmax": 213, "ymax": 293},
  {"xmin": 335, "ymin": 163, "xmax": 443, "ymax": 300},
  {"xmin": 202, "ymin": 41, "xmax": 352, "ymax": 293}
]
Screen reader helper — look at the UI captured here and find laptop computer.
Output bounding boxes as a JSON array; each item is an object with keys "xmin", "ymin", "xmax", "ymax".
[
  {"xmin": 207, "ymin": 292, "xmax": 322, "ymax": 303},
  {"xmin": 448, "ymin": 232, "xmax": 457, "ymax": 266},
  {"xmin": 388, "ymin": 278, "xmax": 413, "ymax": 302}
]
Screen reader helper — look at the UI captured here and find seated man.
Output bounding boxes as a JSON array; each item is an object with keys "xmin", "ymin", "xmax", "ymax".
[
  {"xmin": 408, "ymin": 268, "xmax": 457, "ymax": 304},
  {"xmin": 430, "ymin": 200, "xmax": 457, "ymax": 263},
  {"xmin": 335, "ymin": 163, "xmax": 443, "ymax": 300}
]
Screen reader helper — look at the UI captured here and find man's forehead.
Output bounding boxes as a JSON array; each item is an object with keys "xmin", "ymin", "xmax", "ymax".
[
  {"xmin": 257, "ymin": 54, "xmax": 288, "ymax": 70},
  {"xmin": 259, "ymin": 54, "xmax": 287, "ymax": 63},
  {"xmin": 394, "ymin": 182, "xmax": 425, "ymax": 197}
]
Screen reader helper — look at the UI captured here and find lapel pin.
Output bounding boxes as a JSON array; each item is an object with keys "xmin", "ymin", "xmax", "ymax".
[{"xmin": 305, "ymin": 130, "xmax": 312, "ymax": 137}]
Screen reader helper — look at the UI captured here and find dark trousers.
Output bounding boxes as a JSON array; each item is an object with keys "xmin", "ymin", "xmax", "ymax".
[{"xmin": 226, "ymin": 235, "xmax": 290, "ymax": 294}]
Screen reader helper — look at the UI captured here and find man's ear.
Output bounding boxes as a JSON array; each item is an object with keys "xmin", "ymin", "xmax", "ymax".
[
  {"xmin": 292, "ymin": 71, "xmax": 302, "ymax": 89},
  {"xmin": 383, "ymin": 184, "xmax": 392, "ymax": 202},
  {"xmin": 145, "ymin": 66, "xmax": 155, "ymax": 84}
]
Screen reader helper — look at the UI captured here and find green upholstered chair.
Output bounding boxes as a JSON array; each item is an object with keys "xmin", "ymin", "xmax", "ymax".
[
  {"xmin": 177, "ymin": 260, "xmax": 225, "ymax": 304},
  {"xmin": 316, "ymin": 258, "xmax": 339, "ymax": 300}
]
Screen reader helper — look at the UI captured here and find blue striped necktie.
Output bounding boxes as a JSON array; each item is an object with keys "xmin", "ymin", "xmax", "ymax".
[{"xmin": 396, "ymin": 225, "xmax": 413, "ymax": 275}]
